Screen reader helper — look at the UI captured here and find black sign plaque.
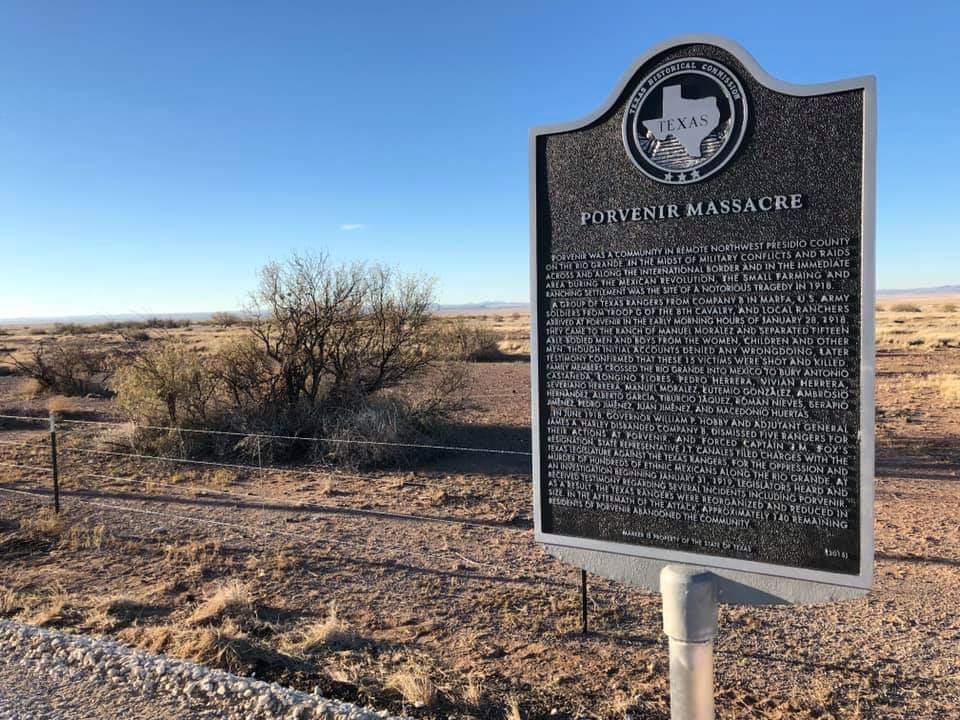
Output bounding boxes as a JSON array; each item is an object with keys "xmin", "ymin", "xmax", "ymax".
[{"xmin": 530, "ymin": 35, "xmax": 875, "ymax": 597}]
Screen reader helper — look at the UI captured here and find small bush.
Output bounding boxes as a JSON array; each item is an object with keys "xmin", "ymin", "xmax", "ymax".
[
  {"xmin": 5, "ymin": 339, "xmax": 111, "ymax": 396},
  {"xmin": 211, "ymin": 311, "xmax": 241, "ymax": 328},
  {"xmin": 323, "ymin": 395, "xmax": 424, "ymax": 468},
  {"xmin": 112, "ymin": 339, "xmax": 219, "ymax": 430},
  {"xmin": 439, "ymin": 318, "xmax": 508, "ymax": 362},
  {"xmin": 175, "ymin": 618, "xmax": 284, "ymax": 674},
  {"xmin": 891, "ymin": 302, "xmax": 922, "ymax": 312},
  {"xmin": 190, "ymin": 580, "xmax": 253, "ymax": 625},
  {"xmin": 142, "ymin": 317, "xmax": 190, "ymax": 330},
  {"xmin": 53, "ymin": 323, "xmax": 92, "ymax": 335},
  {"xmin": 388, "ymin": 667, "xmax": 437, "ymax": 707},
  {"xmin": 108, "ymin": 252, "xmax": 467, "ymax": 468},
  {"xmin": 290, "ymin": 603, "xmax": 360, "ymax": 653},
  {"xmin": 120, "ymin": 329, "xmax": 150, "ymax": 342},
  {"xmin": 942, "ymin": 303, "xmax": 958, "ymax": 313}
]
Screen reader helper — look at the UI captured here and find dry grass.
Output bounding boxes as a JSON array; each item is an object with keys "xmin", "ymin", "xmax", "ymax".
[
  {"xmin": 163, "ymin": 539, "xmax": 222, "ymax": 566},
  {"xmin": 18, "ymin": 508, "xmax": 63, "ymax": 537},
  {"xmin": 176, "ymin": 618, "xmax": 255, "ymax": 672},
  {"xmin": 937, "ymin": 374, "xmax": 960, "ymax": 405},
  {"xmin": 28, "ymin": 589, "xmax": 72, "ymax": 627},
  {"xmin": 463, "ymin": 674, "xmax": 485, "ymax": 707},
  {"xmin": 95, "ymin": 421, "xmax": 137, "ymax": 450},
  {"xmin": 61, "ymin": 522, "xmax": 110, "ymax": 551},
  {"xmin": 0, "ymin": 585, "xmax": 25, "ymax": 617},
  {"xmin": 290, "ymin": 603, "xmax": 359, "ymax": 653},
  {"xmin": 505, "ymin": 694, "xmax": 523, "ymax": 720},
  {"xmin": 428, "ymin": 486, "xmax": 449, "ymax": 506},
  {"xmin": 875, "ymin": 298, "xmax": 960, "ymax": 350},
  {"xmin": 318, "ymin": 476, "xmax": 334, "ymax": 496},
  {"xmin": 122, "ymin": 623, "xmax": 176, "ymax": 654},
  {"xmin": 890, "ymin": 302, "xmax": 923, "ymax": 313},
  {"xmin": 189, "ymin": 580, "xmax": 252, "ymax": 625},
  {"xmin": 47, "ymin": 395, "xmax": 80, "ymax": 414},
  {"xmin": 208, "ymin": 468, "xmax": 234, "ymax": 488},
  {"xmin": 388, "ymin": 667, "xmax": 437, "ymax": 707},
  {"xmin": 100, "ymin": 594, "xmax": 156, "ymax": 622}
]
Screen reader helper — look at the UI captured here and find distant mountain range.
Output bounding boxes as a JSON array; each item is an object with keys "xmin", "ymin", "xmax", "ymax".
[
  {"xmin": 0, "ymin": 302, "xmax": 531, "ymax": 325},
  {"xmin": 877, "ymin": 285, "xmax": 960, "ymax": 296},
  {"xmin": 4, "ymin": 290, "xmax": 958, "ymax": 325}
]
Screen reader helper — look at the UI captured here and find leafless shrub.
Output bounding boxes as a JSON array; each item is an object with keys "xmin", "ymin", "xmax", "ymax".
[
  {"xmin": 211, "ymin": 311, "xmax": 241, "ymax": 328},
  {"xmin": 241, "ymin": 252, "xmax": 437, "ymax": 413},
  {"xmin": 53, "ymin": 323, "xmax": 90, "ymax": 335},
  {"xmin": 891, "ymin": 302, "xmax": 922, "ymax": 312},
  {"xmin": 438, "ymin": 318, "xmax": 508, "ymax": 361},
  {"xmin": 5, "ymin": 339, "xmax": 111, "ymax": 396},
  {"xmin": 109, "ymin": 252, "xmax": 467, "ymax": 467}
]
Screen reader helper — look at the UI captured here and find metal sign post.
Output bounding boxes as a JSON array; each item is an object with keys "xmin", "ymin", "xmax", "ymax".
[{"xmin": 660, "ymin": 567, "xmax": 717, "ymax": 720}]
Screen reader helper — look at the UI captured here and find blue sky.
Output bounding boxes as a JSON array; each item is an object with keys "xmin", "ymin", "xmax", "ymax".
[{"xmin": 1, "ymin": 1, "xmax": 957, "ymax": 319}]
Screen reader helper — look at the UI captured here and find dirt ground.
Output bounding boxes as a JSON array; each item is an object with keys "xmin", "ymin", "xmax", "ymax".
[{"xmin": 0, "ymin": 303, "xmax": 958, "ymax": 719}]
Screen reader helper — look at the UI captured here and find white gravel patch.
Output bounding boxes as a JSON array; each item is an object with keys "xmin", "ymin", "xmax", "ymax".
[{"xmin": 0, "ymin": 620, "xmax": 406, "ymax": 720}]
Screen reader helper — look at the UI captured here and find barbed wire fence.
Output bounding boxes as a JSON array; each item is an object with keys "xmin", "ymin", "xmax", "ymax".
[
  {"xmin": 2, "ymin": 410, "xmax": 957, "ymax": 711},
  {"xmin": 0, "ymin": 412, "xmax": 600, "ymax": 606}
]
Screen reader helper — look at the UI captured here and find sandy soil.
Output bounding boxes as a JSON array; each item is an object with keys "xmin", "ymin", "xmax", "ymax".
[{"xmin": 0, "ymin": 307, "xmax": 958, "ymax": 719}]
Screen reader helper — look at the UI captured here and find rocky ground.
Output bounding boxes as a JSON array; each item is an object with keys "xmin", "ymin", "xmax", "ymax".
[{"xmin": 0, "ymin": 620, "xmax": 399, "ymax": 720}]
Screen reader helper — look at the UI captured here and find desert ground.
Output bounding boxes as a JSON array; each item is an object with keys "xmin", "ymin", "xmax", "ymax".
[{"xmin": 0, "ymin": 301, "xmax": 958, "ymax": 719}]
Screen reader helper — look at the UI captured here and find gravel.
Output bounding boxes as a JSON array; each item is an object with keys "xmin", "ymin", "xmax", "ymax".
[{"xmin": 0, "ymin": 620, "xmax": 404, "ymax": 720}]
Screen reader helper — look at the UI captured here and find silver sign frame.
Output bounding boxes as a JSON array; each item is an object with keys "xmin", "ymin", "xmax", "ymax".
[{"xmin": 529, "ymin": 34, "xmax": 876, "ymax": 604}]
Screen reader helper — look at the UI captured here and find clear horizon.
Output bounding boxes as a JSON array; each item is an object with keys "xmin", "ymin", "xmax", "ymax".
[{"xmin": 2, "ymin": 1, "xmax": 958, "ymax": 319}]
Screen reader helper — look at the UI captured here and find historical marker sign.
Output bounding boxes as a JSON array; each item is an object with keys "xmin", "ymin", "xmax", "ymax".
[{"xmin": 530, "ymin": 35, "xmax": 875, "ymax": 602}]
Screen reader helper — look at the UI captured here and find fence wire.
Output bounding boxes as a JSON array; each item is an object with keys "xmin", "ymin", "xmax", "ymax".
[
  {"xmin": 0, "ymin": 483, "xmax": 569, "ymax": 589},
  {"xmin": 67, "ymin": 466, "xmax": 528, "ymax": 533},
  {"xmin": 0, "ymin": 411, "xmax": 562, "ymax": 589},
  {"xmin": 44, "ymin": 415, "xmax": 532, "ymax": 456}
]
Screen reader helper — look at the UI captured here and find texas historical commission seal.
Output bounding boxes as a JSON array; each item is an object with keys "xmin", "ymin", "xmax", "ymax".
[{"xmin": 622, "ymin": 57, "xmax": 748, "ymax": 184}]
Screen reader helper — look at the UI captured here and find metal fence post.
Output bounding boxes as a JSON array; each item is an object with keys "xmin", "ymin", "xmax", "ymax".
[
  {"xmin": 660, "ymin": 565, "xmax": 717, "ymax": 720},
  {"xmin": 581, "ymin": 569, "xmax": 589, "ymax": 635},
  {"xmin": 48, "ymin": 411, "xmax": 60, "ymax": 514},
  {"xmin": 256, "ymin": 435, "xmax": 264, "ymax": 525}
]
